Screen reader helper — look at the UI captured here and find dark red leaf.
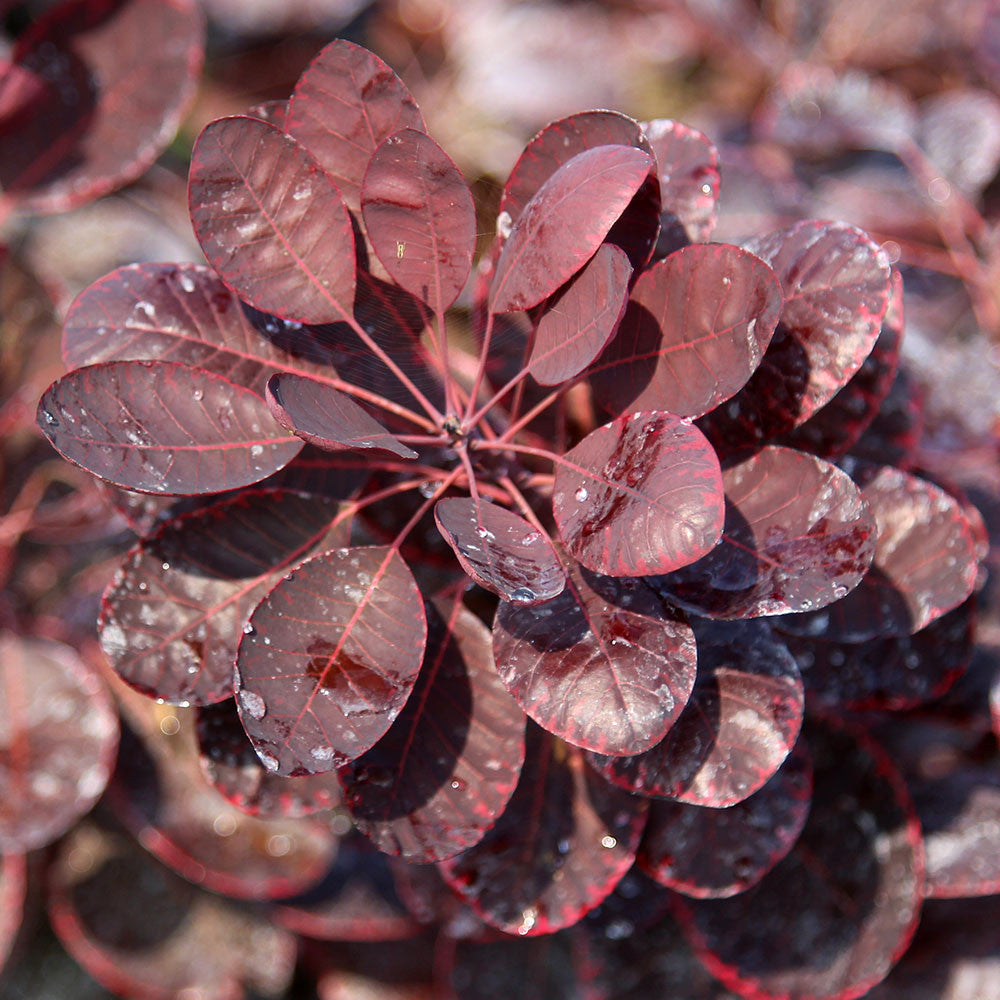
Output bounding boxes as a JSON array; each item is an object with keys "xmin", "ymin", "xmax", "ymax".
[
  {"xmin": 638, "ymin": 741, "xmax": 812, "ymax": 898},
  {"xmin": 490, "ymin": 145, "xmax": 655, "ymax": 314},
  {"xmin": 266, "ymin": 373, "xmax": 418, "ymax": 459},
  {"xmin": 189, "ymin": 116, "xmax": 356, "ymax": 325},
  {"xmin": 434, "ymin": 498, "xmax": 564, "ymax": 604},
  {"xmin": 361, "ymin": 128, "xmax": 475, "ymax": 312},
  {"xmin": 590, "ymin": 243, "xmax": 782, "ymax": 419},
  {"xmin": 552, "ymin": 411, "xmax": 724, "ymax": 577},
  {"xmin": 590, "ymin": 619, "xmax": 803, "ymax": 807},
  {"xmin": 286, "ymin": 39, "xmax": 425, "ymax": 212},
  {"xmin": 528, "ymin": 243, "xmax": 632, "ymax": 387},
  {"xmin": 438, "ymin": 725, "xmax": 647, "ymax": 936},
  {"xmin": 492, "ymin": 562, "xmax": 696, "ymax": 756},
  {"xmin": 657, "ymin": 446, "xmax": 876, "ymax": 620},
  {"xmin": 236, "ymin": 545, "xmax": 426, "ymax": 776},
  {"xmin": 674, "ymin": 717, "xmax": 924, "ymax": 1000},
  {"xmin": 0, "ymin": 636, "xmax": 117, "ymax": 852},
  {"xmin": 38, "ymin": 360, "xmax": 303, "ymax": 495},
  {"xmin": 0, "ymin": 0, "xmax": 204, "ymax": 214},
  {"xmin": 848, "ymin": 367, "xmax": 925, "ymax": 469},
  {"xmin": 338, "ymin": 599, "xmax": 526, "ymax": 862}
]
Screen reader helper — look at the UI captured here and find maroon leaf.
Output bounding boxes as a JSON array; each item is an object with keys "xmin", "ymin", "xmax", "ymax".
[
  {"xmin": 552, "ymin": 411, "xmax": 724, "ymax": 577},
  {"xmin": 99, "ymin": 489, "xmax": 349, "ymax": 706},
  {"xmin": 590, "ymin": 619, "xmax": 804, "ymax": 807},
  {"xmin": 590, "ymin": 244, "xmax": 782, "ymax": 419},
  {"xmin": 0, "ymin": 0, "xmax": 204, "ymax": 214},
  {"xmin": 266, "ymin": 373, "xmax": 417, "ymax": 459},
  {"xmin": 638, "ymin": 741, "xmax": 812, "ymax": 898},
  {"xmin": 434, "ymin": 498, "xmax": 564, "ymax": 604},
  {"xmin": 438, "ymin": 725, "xmax": 647, "ymax": 936},
  {"xmin": 490, "ymin": 145, "xmax": 655, "ymax": 314},
  {"xmin": 657, "ymin": 446, "xmax": 877, "ymax": 620},
  {"xmin": 361, "ymin": 129, "xmax": 475, "ymax": 312},
  {"xmin": 38, "ymin": 360, "xmax": 303, "ymax": 495},
  {"xmin": 0, "ymin": 636, "xmax": 118, "ymax": 852},
  {"xmin": 236, "ymin": 546, "xmax": 426, "ymax": 776},
  {"xmin": 189, "ymin": 116, "xmax": 356, "ymax": 325},
  {"xmin": 338, "ymin": 599, "xmax": 526, "ymax": 862},
  {"xmin": 528, "ymin": 244, "xmax": 632, "ymax": 387},
  {"xmin": 492, "ymin": 562, "xmax": 696, "ymax": 756},
  {"xmin": 849, "ymin": 367, "xmax": 925, "ymax": 470},
  {"xmin": 286, "ymin": 39, "xmax": 425, "ymax": 212},
  {"xmin": 674, "ymin": 718, "xmax": 924, "ymax": 1000}
]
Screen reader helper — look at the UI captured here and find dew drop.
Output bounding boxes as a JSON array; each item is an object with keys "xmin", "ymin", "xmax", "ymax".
[
  {"xmin": 258, "ymin": 749, "xmax": 279, "ymax": 771},
  {"xmin": 239, "ymin": 689, "xmax": 266, "ymax": 720},
  {"xmin": 311, "ymin": 745, "xmax": 335, "ymax": 761},
  {"xmin": 192, "ymin": 388, "xmax": 204, "ymax": 402},
  {"xmin": 521, "ymin": 531, "xmax": 541, "ymax": 546},
  {"xmin": 601, "ymin": 835, "xmax": 617, "ymax": 849},
  {"xmin": 574, "ymin": 487, "xmax": 589, "ymax": 503},
  {"xmin": 179, "ymin": 272, "xmax": 196, "ymax": 293},
  {"xmin": 243, "ymin": 622, "xmax": 255, "ymax": 635},
  {"xmin": 510, "ymin": 587, "xmax": 536, "ymax": 603}
]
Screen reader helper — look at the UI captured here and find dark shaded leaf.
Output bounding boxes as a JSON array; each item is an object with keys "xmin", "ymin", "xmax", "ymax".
[
  {"xmin": 0, "ymin": 636, "xmax": 117, "ymax": 852},
  {"xmin": 590, "ymin": 243, "xmax": 782, "ymax": 419},
  {"xmin": 849, "ymin": 367, "xmax": 925, "ymax": 469},
  {"xmin": 236, "ymin": 546, "xmax": 426, "ymax": 776},
  {"xmin": 434, "ymin": 498, "xmax": 564, "ymax": 604},
  {"xmin": 493, "ymin": 563, "xmax": 696, "ymax": 756},
  {"xmin": 490, "ymin": 145, "xmax": 654, "ymax": 314},
  {"xmin": 189, "ymin": 116, "xmax": 356, "ymax": 325},
  {"xmin": 590, "ymin": 619, "xmax": 803, "ymax": 807},
  {"xmin": 438, "ymin": 725, "xmax": 647, "ymax": 936},
  {"xmin": 657, "ymin": 446, "xmax": 876, "ymax": 619},
  {"xmin": 38, "ymin": 360, "xmax": 303, "ymax": 495},
  {"xmin": 552, "ymin": 411, "xmax": 724, "ymax": 577}
]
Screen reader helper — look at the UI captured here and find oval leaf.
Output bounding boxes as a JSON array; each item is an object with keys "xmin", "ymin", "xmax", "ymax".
[
  {"xmin": 38, "ymin": 360, "xmax": 303, "ymax": 495},
  {"xmin": 236, "ymin": 546, "xmax": 427, "ymax": 776},
  {"xmin": 552, "ymin": 411, "xmax": 724, "ymax": 577}
]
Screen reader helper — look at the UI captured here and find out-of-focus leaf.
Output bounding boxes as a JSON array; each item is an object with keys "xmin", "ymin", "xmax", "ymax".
[{"xmin": 918, "ymin": 89, "xmax": 1000, "ymax": 196}]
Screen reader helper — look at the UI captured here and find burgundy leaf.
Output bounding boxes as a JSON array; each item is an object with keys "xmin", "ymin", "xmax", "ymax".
[
  {"xmin": 528, "ymin": 244, "xmax": 632, "ymax": 387},
  {"xmin": 266, "ymin": 373, "xmax": 417, "ymax": 459},
  {"xmin": 638, "ymin": 741, "xmax": 812, "ymax": 898},
  {"xmin": 590, "ymin": 244, "xmax": 782, "ymax": 419},
  {"xmin": 0, "ymin": 0, "xmax": 204, "ymax": 214},
  {"xmin": 434, "ymin": 498, "xmax": 564, "ymax": 604},
  {"xmin": 236, "ymin": 546, "xmax": 426, "ymax": 776},
  {"xmin": 99, "ymin": 489, "xmax": 349, "ymax": 706},
  {"xmin": 849, "ymin": 367, "xmax": 925, "ymax": 470},
  {"xmin": 590, "ymin": 619, "xmax": 804, "ymax": 807},
  {"xmin": 438, "ymin": 725, "xmax": 647, "ymax": 936},
  {"xmin": 490, "ymin": 145, "xmax": 655, "ymax": 314},
  {"xmin": 338, "ymin": 599, "xmax": 526, "ymax": 862},
  {"xmin": 38, "ymin": 360, "xmax": 303, "ymax": 495},
  {"xmin": 674, "ymin": 718, "xmax": 924, "ymax": 1000},
  {"xmin": 657, "ymin": 446, "xmax": 877, "ymax": 619},
  {"xmin": 189, "ymin": 116, "xmax": 356, "ymax": 325},
  {"xmin": 0, "ymin": 636, "xmax": 118, "ymax": 852},
  {"xmin": 361, "ymin": 128, "xmax": 475, "ymax": 312},
  {"xmin": 286, "ymin": 39, "xmax": 425, "ymax": 212},
  {"xmin": 492, "ymin": 562, "xmax": 696, "ymax": 756},
  {"xmin": 552, "ymin": 411, "xmax": 724, "ymax": 577}
]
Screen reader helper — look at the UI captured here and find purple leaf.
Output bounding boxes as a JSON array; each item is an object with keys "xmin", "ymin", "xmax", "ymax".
[
  {"xmin": 528, "ymin": 244, "xmax": 632, "ymax": 387},
  {"xmin": 99, "ymin": 489, "xmax": 349, "ymax": 706},
  {"xmin": 189, "ymin": 116, "xmax": 356, "ymax": 325},
  {"xmin": 590, "ymin": 619, "xmax": 804, "ymax": 807},
  {"xmin": 657, "ymin": 446, "xmax": 877, "ymax": 619},
  {"xmin": 0, "ymin": 636, "xmax": 118, "ymax": 852},
  {"xmin": 236, "ymin": 546, "xmax": 426, "ymax": 776},
  {"xmin": 37, "ymin": 360, "xmax": 304, "ymax": 495},
  {"xmin": 338, "ymin": 599, "xmax": 526, "ymax": 862},
  {"xmin": 361, "ymin": 128, "xmax": 476, "ymax": 312},
  {"xmin": 552, "ymin": 411, "xmax": 724, "ymax": 577},
  {"xmin": 438, "ymin": 725, "xmax": 647, "ymax": 936},
  {"xmin": 266, "ymin": 373, "xmax": 418, "ymax": 459},
  {"xmin": 492, "ymin": 563, "xmax": 696, "ymax": 756},
  {"xmin": 490, "ymin": 145, "xmax": 655, "ymax": 314},
  {"xmin": 638, "ymin": 741, "xmax": 812, "ymax": 898},
  {"xmin": 590, "ymin": 244, "xmax": 782, "ymax": 419},
  {"xmin": 286, "ymin": 39, "xmax": 425, "ymax": 212},
  {"xmin": 434, "ymin": 498, "xmax": 565, "ymax": 604}
]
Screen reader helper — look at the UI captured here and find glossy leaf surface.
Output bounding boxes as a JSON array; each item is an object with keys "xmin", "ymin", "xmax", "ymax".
[
  {"xmin": 493, "ymin": 563, "xmax": 696, "ymax": 756},
  {"xmin": 38, "ymin": 360, "xmax": 303, "ymax": 495},
  {"xmin": 552, "ymin": 411, "xmax": 724, "ymax": 577},
  {"xmin": 236, "ymin": 546, "xmax": 426, "ymax": 776}
]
